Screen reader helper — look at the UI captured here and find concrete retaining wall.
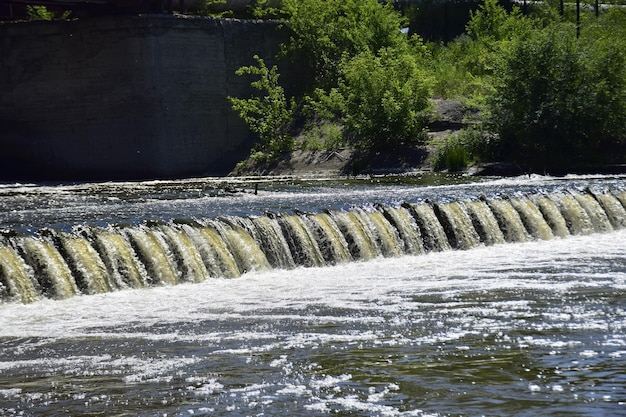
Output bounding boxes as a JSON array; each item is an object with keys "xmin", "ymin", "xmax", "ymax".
[{"xmin": 0, "ymin": 15, "xmax": 298, "ymax": 181}]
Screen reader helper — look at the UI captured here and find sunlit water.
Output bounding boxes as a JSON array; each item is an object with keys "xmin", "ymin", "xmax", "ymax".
[{"xmin": 1, "ymin": 175, "xmax": 625, "ymax": 416}]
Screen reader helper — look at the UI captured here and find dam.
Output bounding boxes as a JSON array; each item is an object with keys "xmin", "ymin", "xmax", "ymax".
[
  {"xmin": 0, "ymin": 14, "xmax": 298, "ymax": 180},
  {"xmin": 1, "ymin": 177, "xmax": 625, "ymax": 304}
]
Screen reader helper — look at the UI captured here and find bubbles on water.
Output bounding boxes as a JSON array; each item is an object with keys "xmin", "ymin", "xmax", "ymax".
[{"xmin": 0, "ymin": 228, "xmax": 625, "ymax": 416}]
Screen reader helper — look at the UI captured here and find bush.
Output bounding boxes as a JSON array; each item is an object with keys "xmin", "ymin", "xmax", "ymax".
[
  {"xmin": 432, "ymin": 127, "xmax": 496, "ymax": 171},
  {"xmin": 467, "ymin": 0, "xmax": 527, "ymax": 42},
  {"xmin": 281, "ymin": 0, "xmax": 411, "ymax": 91},
  {"xmin": 489, "ymin": 22, "xmax": 626, "ymax": 171},
  {"xmin": 228, "ymin": 56, "xmax": 297, "ymax": 158},
  {"xmin": 437, "ymin": 141, "xmax": 469, "ymax": 172},
  {"xmin": 427, "ymin": 0, "xmax": 536, "ymax": 104},
  {"xmin": 315, "ymin": 48, "xmax": 432, "ymax": 151},
  {"xmin": 427, "ymin": 37, "xmax": 494, "ymax": 104},
  {"xmin": 300, "ymin": 121, "xmax": 344, "ymax": 151}
]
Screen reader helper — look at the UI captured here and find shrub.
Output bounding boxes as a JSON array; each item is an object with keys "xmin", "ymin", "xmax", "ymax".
[
  {"xmin": 467, "ymin": 0, "xmax": 525, "ymax": 42},
  {"xmin": 229, "ymin": 56, "xmax": 297, "ymax": 158},
  {"xmin": 300, "ymin": 121, "xmax": 344, "ymax": 151},
  {"xmin": 489, "ymin": 22, "xmax": 626, "ymax": 171},
  {"xmin": 427, "ymin": 37, "xmax": 494, "ymax": 104},
  {"xmin": 427, "ymin": 0, "xmax": 535, "ymax": 104},
  {"xmin": 281, "ymin": 0, "xmax": 410, "ymax": 91},
  {"xmin": 432, "ymin": 127, "xmax": 495, "ymax": 171},
  {"xmin": 315, "ymin": 48, "xmax": 432, "ymax": 151}
]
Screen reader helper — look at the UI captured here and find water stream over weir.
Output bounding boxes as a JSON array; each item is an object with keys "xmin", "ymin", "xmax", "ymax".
[
  {"xmin": 1, "ymin": 184, "xmax": 625, "ymax": 304},
  {"xmin": 1, "ymin": 175, "xmax": 625, "ymax": 417}
]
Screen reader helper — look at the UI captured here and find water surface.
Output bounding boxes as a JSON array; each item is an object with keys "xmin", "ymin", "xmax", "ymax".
[{"xmin": 0, "ymin": 174, "xmax": 624, "ymax": 416}]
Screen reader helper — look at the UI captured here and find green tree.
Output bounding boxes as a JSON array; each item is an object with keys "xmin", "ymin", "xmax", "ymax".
[
  {"xmin": 467, "ymin": 0, "xmax": 524, "ymax": 42},
  {"xmin": 230, "ymin": 0, "xmax": 432, "ymax": 159},
  {"xmin": 489, "ymin": 23, "xmax": 626, "ymax": 171},
  {"xmin": 428, "ymin": 0, "xmax": 535, "ymax": 103},
  {"xmin": 26, "ymin": 5, "xmax": 70, "ymax": 20},
  {"xmin": 317, "ymin": 48, "xmax": 432, "ymax": 151},
  {"xmin": 281, "ymin": 0, "xmax": 410, "ymax": 91},
  {"xmin": 248, "ymin": 0, "xmax": 285, "ymax": 19},
  {"xmin": 229, "ymin": 56, "xmax": 297, "ymax": 159}
]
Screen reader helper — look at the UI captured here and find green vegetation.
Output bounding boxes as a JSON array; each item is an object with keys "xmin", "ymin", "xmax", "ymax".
[
  {"xmin": 432, "ymin": 127, "xmax": 496, "ymax": 171},
  {"xmin": 231, "ymin": 0, "xmax": 433, "ymax": 158},
  {"xmin": 313, "ymin": 48, "xmax": 431, "ymax": 151},
  {"xmin": 281, "ymin": 0, "xmax": 410, "ymax": 90},
  {"xmin": 227, "ymin": 0, "xmax": 626, "ymax": 173},
  {"xmin": 228, "ymin": 55, "xmax": 296, "ymax": 161},
  {"xmin": 489, "ymin": 21, "xmax": 626, "ymax": 171},
  {"xmin": 24, "ymin": 5, "xmax": 71, "ymax": 20}
]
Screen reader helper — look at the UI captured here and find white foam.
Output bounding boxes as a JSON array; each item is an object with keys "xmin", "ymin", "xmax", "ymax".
[{"xmin": 0, "ymin": 229, "xmax": 624, "ymax": 343}]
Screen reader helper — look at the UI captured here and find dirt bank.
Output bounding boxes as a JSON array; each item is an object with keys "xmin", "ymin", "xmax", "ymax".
[{"xmin": 228, "ymin": 99, "xmax": 474, "ymax": 178}]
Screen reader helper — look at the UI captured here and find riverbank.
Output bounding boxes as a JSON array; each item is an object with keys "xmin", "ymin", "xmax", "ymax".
[
  {"xmin": 228, "ymin": 99, "xmax": 474, "ymax": 178},
  {"xmin": 228, "ymin": 98, "xmax": 626, "ymax": 179}
]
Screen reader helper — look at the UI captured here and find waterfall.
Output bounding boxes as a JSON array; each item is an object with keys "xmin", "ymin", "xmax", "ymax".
[
  {"xmin": 277, "ymin": 215, "xmax": 325, "ymax": 267},
  {"xmin": 592, "ymin": 191, "xmax": 626, "ymax": 229},
  {"xmin": 508, "ymin": 197, "xmax": 554, "ymax": 240},
  {"xmin": 464, "ymin": 200, "xmax": 505, "ymax": 245},
  {"xmin": 238, "ymin": 216, "xmax": 296, "ymax": 269},
  {"xmin": 1, "ymin": 188, "xmax": 624, "ymax": 304},
  {"xmin": 432, "ymin": 202, "xmax": 481, "ymax": 249},
  {"xmin": 0, "ymin": 246, "xmax": 38, "ymax": 304},
  {"xmin": 532, "ymin": 195, "xmax": 570, "ymax": 238},
  {"xmin": 403, "ymin": 202, "xmax": 451, "ymax": 252},
  {"xmin": 125, "ymin": 226, "xmax": 180, "ymax": 286},
  {"xmin": 364, "ymin": 210, "xmax": 405, "ymax": 258},
  {"xmin": 485, "ymin": 198, "xmax": 530, "ymax": 242},
  {"xmin": 159, "ymin": 224, "xmax": 209, "ymax": 283},
  {"xmin": 303, "ymin": 213, "xmax": 352, "ymax": 265},
  {"xmin": 330, "ymin": 210, "xmax": 381, "ymax": 261},
  {"xmin": 379, "ymin": 206, "xmax": 425, "ymax": 255},
  {"xmin": 18, "ymin": 236, "xmax": 79, "ymax": 299},
  {"xmin": 211, "ymin": 219, "xmax": 271, "ymax": 273},
  {"xmin": 58, "ymin": 233, "xmax": 113, "ymax": 294},
  {"xmin": 91, "ymin": 228, "xmax": 149, "ymax": 289},
  {"xmin": 194, "ymin": 223, "xmax": 242, "ymax": 278},
  {"xmin": 570, "ymin": 191, "xmax": 613, "ymax": 233},
  {"xmin": 550, "ymin": 193, "xmax": 595, "ymax": 235}
]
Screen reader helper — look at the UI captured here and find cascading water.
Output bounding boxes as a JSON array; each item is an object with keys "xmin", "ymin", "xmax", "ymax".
[
  {"xmin": 1, "ymin": 187, "xmax": 624, "ymax": 304},
  {"xmin": 0, "ymin": 175, "xmax": 625, "ymax": 417}
]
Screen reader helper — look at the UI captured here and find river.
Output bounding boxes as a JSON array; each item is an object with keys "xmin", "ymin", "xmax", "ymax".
[{"xmin": 0, "ymin": 174, "xmax": 625, "ymax": 416}]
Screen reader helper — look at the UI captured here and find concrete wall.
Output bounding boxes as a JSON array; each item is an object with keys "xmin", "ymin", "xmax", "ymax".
[{"xmin": 0, "ymin": 15, "xmax": 298, "ymax": 181}]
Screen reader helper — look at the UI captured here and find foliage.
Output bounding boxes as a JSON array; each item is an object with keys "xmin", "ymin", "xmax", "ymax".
[
  {"xmin": 467, "ymin": 0, "xmax": 526, "ymax": 42},
  {"xmin": 427, "ymin": 0, "xmax": 535, "ymax": 104},
  {"xmin": 488, "ymin": 22, "xmax": 626, "ymax": 171},
  {"xmin": 26, "ymin": 5, "xmax": 54, "ymax": 20},
  {"xmin": 281, "ymin": 0, "xmax": 411, "ymax": 91},
  {"xmin": 432, "ymin": 127, "xmax": 496, "ymax": 171},
  {"xmin": 193, "ymin": 0, "xmax": 233, "ymax": 17},
  {"xmin": 300, "ymin": 121, "xmax": 344, "ymax": 151},
  {"xmin": 228, "ymin": 56, "xmax": 297, "ymax": 158},
  {"xmin": 427, "ymin": 37, "xmax": 493, "ymax": 105},
  {"xmin": 227, "ymin": 0, "xmax": 626, "ymax": 171},
  {"xmin": 433, "ymin": 139, "xmax": 469, "ymax": 172},
  {"xmin": 314, "ymin": 48, "xmax": 432, "ymax": 151},
  {"xmin": 249, "ymin": 0, "xmax": 286, "ymax": 19},
  {"xmin": 26, "ymin": 5, "xmax": 70, "ymax": 20}
]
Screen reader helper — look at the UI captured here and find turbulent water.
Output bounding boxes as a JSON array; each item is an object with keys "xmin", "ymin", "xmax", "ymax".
[{"xmin": 0, "ymin": 174, "xmax": 625, "ymax": 416}]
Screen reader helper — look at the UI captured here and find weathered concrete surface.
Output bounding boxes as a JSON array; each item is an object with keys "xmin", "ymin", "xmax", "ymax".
[{"xmin": 0, "ymin": 15, "xmax": 298, "ymax": 181}]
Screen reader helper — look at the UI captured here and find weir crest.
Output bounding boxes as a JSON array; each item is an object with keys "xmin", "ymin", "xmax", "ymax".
[{"xmin": 1, "ymin": 188, "xmax": 625, "ymax": 304}]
